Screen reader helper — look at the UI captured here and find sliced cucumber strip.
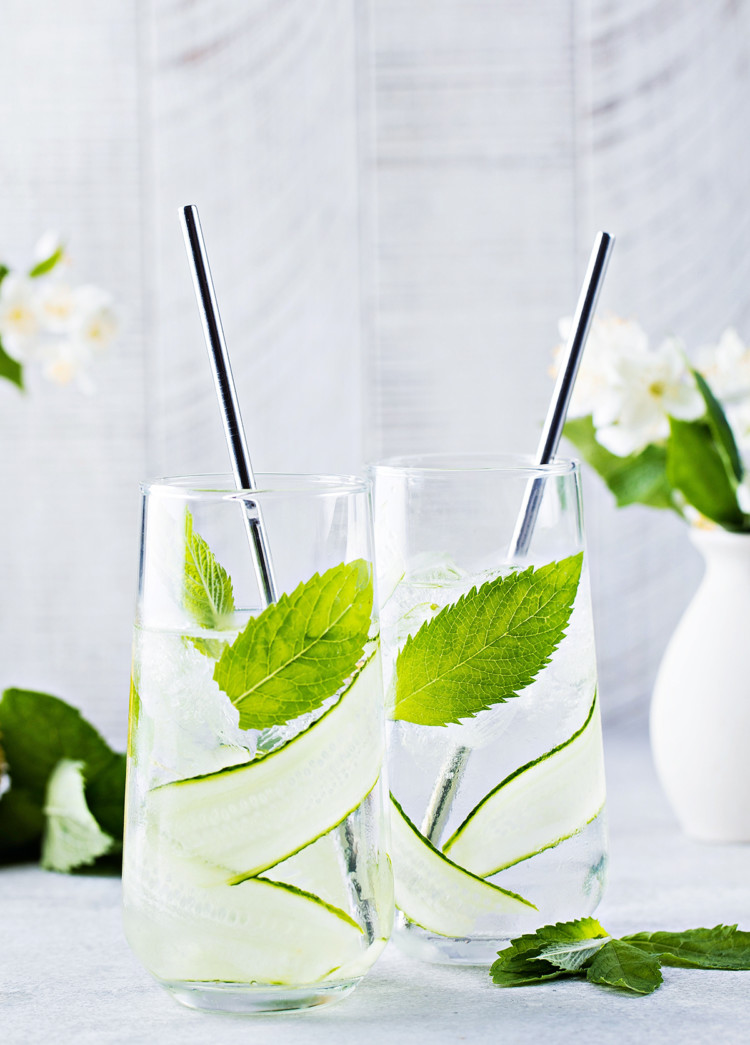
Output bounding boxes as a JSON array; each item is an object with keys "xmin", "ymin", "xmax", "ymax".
[
  {"xmin": 389, "ymin": 795, "xmax": 536, "ymax": 938},
  {"xmin": 443, "ymin": 692, "xmax": 605, "ymax": 876},
  {"xmin": 147, "ymin": 654, "xmax": 383, "ymax": 877},
  {"xmin": 124, "ymin": 856, "xmax": 366, "ymax": 985}
]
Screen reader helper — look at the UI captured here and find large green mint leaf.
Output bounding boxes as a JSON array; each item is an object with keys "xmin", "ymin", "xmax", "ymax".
[
  {"xmin": 214, "ymin": 559, "xmax": 373, "ymax": 730},
  {"xmin": 586, "ymin": 939, "xmax": 663, "ymax": 994},
  {"xmin": 623, "ymin": 925, "xmax": 750, "ymax": 970},
  {"xmin": 41, "ymin": 759, "xmax": 114, "ymax": 872},
  {"xmin": 394, "ymin": 554, "xmax": 583, "ymax": 726},
  {"xmin": 183, "ymin": 509, "xmax": 235, "ymax": 630},
  {"xmin": 667, "ymin": 418, "xmax": 746, "ymax": 529},
  {"xmin": 0, "ymin": 337, "xmax": 24, "ymax": 391},
  {"xmin": 490, "ymin": 918, "xmax": 608, "ymax": 986},
  {"xmin": 564, "ymin": 416, "xmax": 674, "ymax": 510},
  {"xmin": 0, "ymin": 689, "xmax": 125, "ymax": 863},
  {"xmin": 693, "ymin": 370, "xmax": 744, "ymax": 483}
]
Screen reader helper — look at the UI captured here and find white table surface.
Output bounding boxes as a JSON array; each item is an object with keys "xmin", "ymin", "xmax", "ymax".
[{"xmin": 3, "ymin": 717, "xmax": 750, "ymax": 1045}]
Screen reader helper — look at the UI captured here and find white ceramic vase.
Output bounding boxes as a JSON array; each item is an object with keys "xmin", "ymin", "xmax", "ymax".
[{"xmin": 651, "ymin": 527, "xmax": 750, "ymax": 842}]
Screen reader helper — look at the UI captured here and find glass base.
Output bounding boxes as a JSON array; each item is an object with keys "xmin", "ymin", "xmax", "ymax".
[
  {"xmin": 394, "ymin": 925, "xmax": 508, "ymax": 966},
  {"xmin": 163, "ymin": 978, "xmax": 360, "ymax": 1015}
]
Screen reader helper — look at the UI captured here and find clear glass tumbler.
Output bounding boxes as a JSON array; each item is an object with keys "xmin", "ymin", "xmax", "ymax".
[
  {"xmin": 371, "ymin": 454, "xmax": 607, "ymax": 965},
  {"xmin": 123, "ymin": 474, "xmax": 393, "ymax": 1013}
]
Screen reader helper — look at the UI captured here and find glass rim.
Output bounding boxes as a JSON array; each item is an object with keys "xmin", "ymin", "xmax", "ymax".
[
  {"xmin": 141, "ymin": 472, "xmax": 369, "ymax": 499},
  {"xmin": 367, "ymin": 452, "xmax": 579, "ymax": 478}
]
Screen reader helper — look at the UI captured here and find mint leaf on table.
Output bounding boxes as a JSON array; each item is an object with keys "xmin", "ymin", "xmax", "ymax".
[
  {"xmin": 41, "ymin": 759, "xmax": 114, "ymax": 873},
  {"xmin": 0, "ymin": 337, "xmax": 24, "ymax": 391},
  {"xmin": 491, "ymin": 918, "xmax": 750, "ymax": 997},
  {"xmin": 183, "ymin": 509, "xmax": 235, "ymax": 630},
  {"xmin": 586, "ymin": 939, "xmax": 663, "ymax": 994},
  {"xmin": 667, "ymin": 417, "xmax": 746, "ymax": 529},
  {"xmin": 623, "ymin": 925, "xmax": 750, "ymax": 969},
  {"xmin": 393, "ymin": 554, "xmax": 582, "ymax": 727},
  {"xmin": 0, "ymin": 689, "xmax": 125, "ymax": 866},
  {"xmin": 214, "ymin": 559, "xmax": 373, "ymax": 730},
  {"xmin": 564, "ymin": 416, "xmax": 674, "ymax": 510},
  {"xmin": 491, "ymin": 918, "xmax": 610, "ymax": 986}
]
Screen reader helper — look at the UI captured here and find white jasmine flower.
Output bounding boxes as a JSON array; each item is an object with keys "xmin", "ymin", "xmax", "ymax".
[
  {"xmin": 695, "ymin": 328, "xmax": 750, "ymax": 401},
  {"xmin": 725, "ymin": 399, "xmax": 750, "ymax": 462},
  {"xmin": 36, "ymin": 281, "xmax": 76, "ymax": 334},
  {"xmin": 70, "ymin": 285, "xmax": 118, "ymax": 353},
  {"xmin": 554, "ymin": 314, "xmax": 649, "ymax": 418},
  {"xmin": 0, "ymin": 275, "xmax": 41, "ymax": 359},
  {"xmin": 42, "ymin": 339, "xmax": 96, "ymax": 395},
  {"xmin": 594, "ymin": 337, "xmax": 705, "ymax": 457}
]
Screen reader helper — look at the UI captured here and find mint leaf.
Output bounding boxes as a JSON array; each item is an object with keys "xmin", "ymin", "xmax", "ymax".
[
  {"xmin": 29, "ymin": 246, "xmax": 64, "ymax": 278},
  {"xmin": 394, "ymin": 554, "xmax": 583, "ymax": 727},
  {"xmin": 0, "ymin": 337, "xmax": 24, "ymax": 391},
  {"xmin": 183, "ymin": 509, "xmax": 235, "ymax": 630},
  {"xmin": 623, "ymin": 925, "xmax": 750, "ymax": 970},
  {"xmin": 490, "ymin": 919, "xmax": 608, "ymax": 986},
  {"xmin": 667, "ymin": 417, "xmax": 746, "ymax": 528},
  {"xmin": 586, "ymin": 939, "xmax": 663, "ymax": 994},
  {"xmin": 693, "ymin": 370, "xmax": 744, "ymax": 483},
  {"xmin": 214, "ymin": 559, "xmax": 373, "ymax": 730},
  {"xmin": 564, "ymin": 416, "xmax": 674, "ymax": 510},
  {"xmin": 0, "ymin": 689, "xmax": 125, "ymax": 864},
  {"xmin": 0, "ymin": 786, "xmax": 44, "ymax": 860},
  {"xmin": 41, "ymin": 759, "xmax": 114, "ymax": 872}
]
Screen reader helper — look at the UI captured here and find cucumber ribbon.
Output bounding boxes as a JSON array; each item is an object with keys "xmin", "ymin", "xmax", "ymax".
[
  {"xmin": 390, "ymin": 691, "xmax": 605, "ymax": 937},
  {"xmin": 126, "ymin": 655, "xmax": 389, "ymax": 983}
]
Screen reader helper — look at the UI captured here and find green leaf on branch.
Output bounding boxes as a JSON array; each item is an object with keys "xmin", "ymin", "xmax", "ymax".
[
  {"xmin": 623, "ymin": 925, "xmax": 750, "ymax": 969},
  {"xmin": 564, "ymin": 416, "xmax": 674, "ymax": 510},
  {"xmin": 214, "ymin": 559, "xmax": 373, "ymax": 730},
  {"xmin": 183, "ymin": 509, "xmax": 235, "ymax": 631},
  {"xmin": 586, "ymin": 939, "xmax": 663, "ymax": 994},
  {"xmin": 393, "ymin": 554, "xmax": 582, "ymax": 727},
  {"xmin": 0, "ymin": 689, "xmax": 125, "ymax": 866},
  {"xmin": 29, "ymin": 246, "xmax": 64, "ymax": 278},
  {"xmin": 41, "ymin": 759, "xmax": 114, "ymax": 873},
  {"xmin": 692, "ymin": 369, "xmax": 744, "ymax": 482},
  {"xmin": 667, "ymin": 417, "xmax": 746, "ymax": 529},
  {"xmin": 0, "ymin": 337, "xmax": 24, "ymax": 391}
]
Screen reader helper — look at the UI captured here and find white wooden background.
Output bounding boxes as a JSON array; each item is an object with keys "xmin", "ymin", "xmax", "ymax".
[{"xmin": 1, "ymin": 0, "xmax": 749, "ymax": 745}]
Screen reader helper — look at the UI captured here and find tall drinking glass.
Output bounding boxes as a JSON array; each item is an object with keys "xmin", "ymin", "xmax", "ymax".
[
  {"xmin": 123, "ymin": 474, "xmax": 393, "ymax": 1013},
  {"xmin": 371, "ymin": 454, "xmax": 607, "ymax": 965}
]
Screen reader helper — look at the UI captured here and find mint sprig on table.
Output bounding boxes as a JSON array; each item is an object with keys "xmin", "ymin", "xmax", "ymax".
[
  {"xmin": 214, "ymin": 559, "xmax": 373, "ymax": 730},
  {"xmin": 0, "ymin": 689, "xmax": 125, "ymax": 870},
  {"xmin": 491, "ymin": 918, "xmax": 750, "ymax": 995},
  {"xmin": 394, "ymin": 553, "xmax": 583, "ymax": 726}
]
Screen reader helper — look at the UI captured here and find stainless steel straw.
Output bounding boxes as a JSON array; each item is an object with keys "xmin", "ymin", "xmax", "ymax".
[
  {"xmin": 421, "ymin": 231, "xmax": 615, "ymax": 844},
  {"xmin": 179, "ymin": 204, "xmax": 278, "ymax": 607}
]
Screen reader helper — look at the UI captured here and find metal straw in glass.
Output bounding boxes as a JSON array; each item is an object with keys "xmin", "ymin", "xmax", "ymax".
[
  {"xmin": 179, "ymin": 204, "xmax": 278, "ymax": 607},
  {"xmin": 420, "ymin": 231, "xmax": 615, "ymax": 844}
]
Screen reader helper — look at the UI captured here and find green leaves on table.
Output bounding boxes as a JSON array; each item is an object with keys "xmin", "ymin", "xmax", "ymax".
[
  {"xmin": 0, "ymin": 689, "xmax": 125, "ymax": 869},
  {"xmin": 41, "ymin": 759, "xmax": 115, "ymax": 872},
  {"xmin": 491, "ymin": 918, "xmax": 750, "ymax": 996},
  {"xmin": 393, "ymin": 554, "xmax": 582, "ymax": 726},
  {"xmin": 214, "ymin": 559, "xmax": 374, "ymax": 730}
]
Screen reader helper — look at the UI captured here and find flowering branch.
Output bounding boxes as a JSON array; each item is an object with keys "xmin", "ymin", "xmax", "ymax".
[
  {"xmin": 558, "ymin": 316, "xmax": 750, "ymax": 532},
  {"xmin": 0, "ymin": 233, "xmax": 118, "ymax": 394}
]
